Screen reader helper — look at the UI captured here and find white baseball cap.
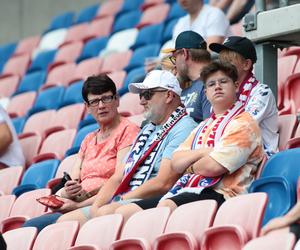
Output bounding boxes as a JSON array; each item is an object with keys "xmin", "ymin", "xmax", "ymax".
[{"xmin": 129, "ymin": 70, "xmax": 182, "ymax": 96}]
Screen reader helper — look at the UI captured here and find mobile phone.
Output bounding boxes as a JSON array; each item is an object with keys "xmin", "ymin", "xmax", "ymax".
[{"xmin": 63, "ymin": 172, "xmax": 72, "ymax": 181}]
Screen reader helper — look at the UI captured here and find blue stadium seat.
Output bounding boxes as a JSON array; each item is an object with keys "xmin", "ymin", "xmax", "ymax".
[
  {"xmin": 28, "ymin": 86, "xmax": 65, "ymax": 116},
  {"xmin": 166, "ymin": 2, "xmax": 186, "ymax": 22},
  {"xmin": 163, "ymin": 18, "xmax": 178, "ymax": 43},
  {"xmin": 131, "ymin": 23, "xmax": 164, "ymax": 50},
  {"xmin": 27, "ymin": 49, "xmax": 57, "ymax": 73},
  {"xmin": 12, "ymin": 159, "xmax": 60, "ymax": 197},
  {"xmin": 65, "ymin": 123, "xmax": 99, "ymax": 156},
  {"xmin": 14, "ymin": 71, "xmax": 47, "ymax": 95},
  {"xmin": 75, "ymin": 4, "xmax": 99, "ymax": 24},
  {"xmin": 77, "ymin": 113, "xmax": 97, "ymax": 130},
  {"xmin": 119, "ymin": 66, "xmax": 145, "ymax": 96},
  {"xmin": 0, "ymin": 42, "xmax": 17, "ymax": 73},
  {"xmin": 113, "ymin": 10, "xmax": 142, "ymax": 33},
  {"xmin": 249, "ymin": 148, "xmax": 300, "ymax": 225},
  {"xmin": 12, "ymin": 116, "xmax": 26, "ymax": 134},
  {"xmin": 60, "ymin": 80, "xmax": 84, "ymax": 108},
  {"xmin": 125, "ymin": 44, "xmax": 161, "ymax": 72},
  {"xmin": 118, "ymin": 0, "xmax": 144, "ymax": 14},
  {"xmin": 45, "ymin": 11, "xmax": 75, "ymax": 33},
  {"xmin": 76, "ymin": 37, "xmax": 108, "ymax": 63}
]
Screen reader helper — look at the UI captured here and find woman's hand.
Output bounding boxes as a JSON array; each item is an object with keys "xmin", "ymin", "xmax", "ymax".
[
  {"xmin": 260, "ymin": 216, "xmax": 291, "ymax": 236},
  {"xmin": 64, "ymin": 180, "xmax": 83, "ymax": 199},
  {"xmin": 51, "ymin": 197, "xmax": 78, "ymax": 213}
]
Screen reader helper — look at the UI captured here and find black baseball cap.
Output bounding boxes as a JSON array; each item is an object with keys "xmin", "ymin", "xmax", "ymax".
[
  {"xmin": 162, "ymin": 31, "xmax": 207, "ymax": 53},
  {"xmin": 209, "ymin": 36, "xmax": 257, "ymax": 63}
]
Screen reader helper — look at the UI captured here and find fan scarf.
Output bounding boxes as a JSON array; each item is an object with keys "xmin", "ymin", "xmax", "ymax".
[{"xmin": 161, "ymin": 101, "xmax": 245, "ymax": 200}]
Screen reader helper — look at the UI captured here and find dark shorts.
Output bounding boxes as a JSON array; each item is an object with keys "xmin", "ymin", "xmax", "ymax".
[
  {"xmin": 290, "ymin": 222, "xmax": 300, "ymax": 241},
  {"xmin": 133, "ymin": 188, "xmax": 225, "ymax": 210}
]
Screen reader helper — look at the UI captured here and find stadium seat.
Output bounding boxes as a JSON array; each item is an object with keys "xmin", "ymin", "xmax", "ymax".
[
  {"xmin": 77, "ymin": 114, "xmax": 97, "ymax": 129},
  {"xmin": 32, "ymin": 129, "xmax": 76, "ymax": 162},
  {"xmin": 0, "ymin": 188, "xmax": 51, "ymax": 233},
  {"xmin": 0, "ymin": 42, "xmax": 17, "ymax": 72},
  {"xmin": 200, "ymin": 193, "xmax": 268, "ymax": 250},
  {"xmin": 283, "ymin": 46, "xmax": 300, "ymax": 57},
  {"xmin": 125, "ymin": 43, "xmax": 161, "ymax": 72},
  {"xmin": 153, "ymin": 200, "xmax": 218, "ymax": 250},
  {"xmin": 15, "ymin": 70, "xmax": 47, "ymax": 94},
  {"xmin": 0, "ymin": 167, "xmax": 23, "ymax": 195},
  {"xmin": 285, "ymin": 122, "xmax": 300, "ymax": 149},
  {"xmin": 13, "ymin": 36, "xmax": 40, "ymax": 57},
  {"xmin": 83, "ymin": 16, "xmax": 114, "ymax": 42},
  {"xmin": 27, "ymin": 49, "xmax": 56, "ymax": 73},
  {"xmin": 166, "ymin": 2, "xmax": 186, "ymax": 21},
  {"xmin": 119, "ymin": 0, "xmax": 144, "ymax": 14},
  {"xmin": 42, "ymin": 63, "xmax": 76, "ymax": 90},
  {"xmin": 49, "ymin": 41, "xmax": 83, "ymax": 70},
  {"xmin": 65, "ymin": 123, "xmax": 99, "ymax": 156},
  {"xmin": 110, "ymin": 207, "xmax": 171, "ymax": 250},
  {"xmin": 119, "ymin": 66, "xmax": 145, "ymax": 96},
  {"xmin": 3, "ymin": 227, "xmax": 37, "ymax": 250},
  {"xmin": 249, "ymin": 148, "xmax": 300, "ymax": 225},
  {"xmin": 101, "ymin": 51, "xmax": 132, "ymax": 73},
  {"xmin": 60, "ymin": 80, "xmax": 84, "ymax": 107},
  {"xmin": 0, "ymin": 195, "xmax": 16, "ymax": 227},
  {"xmin": 108, "ymin": 70, "xmax": 127, "ymax": 89},
  {"xmin": 101, "ymin": 28, "xmax": 138, "ymax": 56},
  {"xmin": 54, "ymin": 154, "xmax": 77, "ymax": 179},
  {"xmin": 119, "ymin": 92, "xmax": 144, "ymax": 116},
  {"xmin": 28, "ymin": 86, "xmax": 65, "ymax": 115},
  {"xmin": 231, "ymin": 21, "xmax": 243, "ymax": 36},
  {"xmin": 128, "ymin": 114, "xmax": 145, "ymax": 127},
  {"xmin": 68, "ymin": 214, "xmax": 123, "ymax": 250},
  {"xmin": 140, "ymin": 0, "xmax": 164, "ymax": 11},
  {"xmin": 0, "ymin": 54, "xmax": 31, "ymax": 78},
  {"xmin": 76, "ymin": 36, "xmax": 108, "ymax": 63},
  {"xmin": 0, "ymin": 75, "xmax": 20, "ymax": 97},
  {"xmin": 96, "ymin": 0, "xmax": 123, "ymax": 18},
  {"xmin": 74, "ymin": 4, "xmax": 99, "ymax": 24},
  {"xmin": 62, "ymin": 23, "xmax": 89, "ymax": 46},
  {"xmin": 278, "ymin": 114, "xmax": 297, "ymax": 150},
  {"xmin": 163, "ymin": 19, "xmax": 178, "ymax": 43},
  {"xmin": 69, "ymin": 58, "xmax": 103, "ymax": 85},
  {"xmin": 243, "ymin": 230, "xmax": 296, "ymax": 250},
  {"xmin": 35, "ymin": 28, "xmax": 67, "ymax": 53},
  {"xmin": 131, "ymin": 23, "xmax": 164, "ymax": 50},
  {"xmin": 7, "ymin": 92, "xmax": 36, "ymax": 118},
  {"xmin": 136, "ymin": 3, "xmax": 170, "ymax": 29},
  {"xmin": 281, "ymin": 72, "xmax": 300, "ymax": 115},
  {"xmin": 19, "ymin": 134, "xmax": 42, "ymax": 168},
  {"xmin": 32, "ymin": 221, "xmax": 79, "ymax": 250},
  {"xmin": 44, "ymin": 11, "xmax": 74, "ymax": 33},
  {"xmin": 11, "ymin": 116, "xmax": 26, "ymax": 134},
  {"xmin": 112, "ymin": 10, "xmax": 142, "ymax": 33},
  {"xmin": 11, "ymin": 160, "xmax": 59, "ymax": 196}
]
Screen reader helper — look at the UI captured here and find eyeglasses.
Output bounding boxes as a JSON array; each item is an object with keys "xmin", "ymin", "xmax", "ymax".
[
  {"xmin": 87, "ymin": 95, "xmax": 116, "ymax": 107},
  {"xmin": 206, "ymin": 77, "xmax": 231, "ymax": 89},
  {"xmin": 139, "ymin": 89, "xmax": 168, "ymax": 100},
  {"xmin": 169, "ymin": 49, "xmax": 184, "ymax": 65}
]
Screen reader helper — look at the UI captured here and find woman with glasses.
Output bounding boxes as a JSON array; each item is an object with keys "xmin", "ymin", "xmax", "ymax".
[{"xmin": 23, "ymin": 74, "xmax": 140, "ymax": 231}]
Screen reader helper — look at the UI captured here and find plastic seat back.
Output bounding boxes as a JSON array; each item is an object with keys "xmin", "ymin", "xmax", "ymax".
[
  {"xmin": 55, "ymin": 154, "xmax": 78, "ymax": 178},
  {"xmin": 45, "ymin": 11, "xmax": 74, "ymax": 33},
  {"xmin": 119, "ymin": 92, "xmax": 144, "ymax": 116},
  {"xmin": 0, "ymin": 75, "xmax": 20, "ymax": 97},
  {"xmin": 63, "ymin": 23, "xmax": 89, "ymax": 45},
  {"xmin": 2, "ymin": 54, "xmax": 31, "ymax": 77},
  {"xmin": 28, "ymin": 50, "xmax": 56, "ymax": 73},
  {"xmin": 101, "ymin": 51, "xmax": 132, "ymax": 73},
  {"xmin": 96, "ymin": 0, "xmax": 123, "ymax": 18},
  {"xmin": 86, "ymin": 16, "xmax": 114, "ymax": 40},
  {"xmin": 3, "ymin": 227, "xmax": 37, "ymax": 250},
  {"xmin": 38, "ymin": 28, "xmax": 67, "ymax": 51},
  {"xmin": 0, "ymin": 167, "xmax": 23, "ymax": 195},
  {"xmin": 44, "ymin": 63, "xmax": 77, "ymax": 88},
  {"xmin": 60, "ymin": 81, "xmax": 84, "ymax": 107},
  {"xmin": 278, "ymin": 114, "xmax": 297, "ymax": 150},
  {"xmin": 15, "ymin": 71, "xmax": 47, "ymax": 94},
  {"xmin": 0, "ymin": 195, "xmax": 16, "ymax": 223},
  {"xmin": 284, "ymin": 73, "xmax": 300, "ymax": 114},
  {"xmin": 14, "ymin": 36, "xmax": 40, "ymax": 56},
  {"xmin": 53, "ymin": 41, "xmax": 83, "ymax": 65},
  {"xmin": 75, "ymin": 4, "xmax": 99, "ymax": 24},
  {"xmin": 33, "ymin": 221, "xmax": 79, "ymax": 250},
  {"xmin": 108, "ymin": 70, "xmax": 127, "ymax": 90},
  {"xmin": 19, "ymin": 134, "xmax": 42, "ymax": 167},
  {"xmin": 72, "ymin": 214, "xmax": 123, "ymax": 249},
  {"xmin": 112, "ymin": 10, "xmax": 141, "ymax": 33},
  {"xmin": 7, "ymin": 92, "xmax": 36, "ymax": 118}
]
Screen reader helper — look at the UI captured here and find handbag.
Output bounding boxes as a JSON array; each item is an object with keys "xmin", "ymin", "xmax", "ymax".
[{"xmin": 36, "ymin": 195, "xmax": 64, "ymax": 209}]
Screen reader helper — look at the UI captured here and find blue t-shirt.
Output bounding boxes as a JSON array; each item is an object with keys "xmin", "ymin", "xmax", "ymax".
[
  {"xmin": 127, "ymin": 115, "xmax": 197, "ymax": 190},
  {"xmin": 181, "ymin": 79, "xmax": 211, "ymax": 123}
]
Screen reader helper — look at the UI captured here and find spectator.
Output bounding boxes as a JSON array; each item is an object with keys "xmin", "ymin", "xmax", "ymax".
[
  {"xmin": 23, "ymin": 74, "xmax": 140, "ymax": 231},
  {"xmin": 0, "ymin": 106, "xmax": 24, "ymax": 169},
  {"xmin": 56, "ymin": 70, "xmax": 197, "ymax": 226},
  {"xmin": 209, "ymin": 36, "xmax": 278, "ymax": 156},
  {"xmin": 114, "ymin": 60, "xmax": 264, "ymax": 222},
  {"xmin": 163, "ymin": 31, "xmax": 212, "ymax": 123},
  {"xmin": 261, "ymin": 199, "xmax": 300, "ymax": 241},
  {"xmin": 173, "ymin": 0, "xmax": 231, "ymax": 47}
]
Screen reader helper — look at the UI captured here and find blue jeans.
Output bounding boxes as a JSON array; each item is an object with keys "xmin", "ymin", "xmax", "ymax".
[{"xmin": 22, "ymin": 213, "xmax": 62, "ymax": 232}]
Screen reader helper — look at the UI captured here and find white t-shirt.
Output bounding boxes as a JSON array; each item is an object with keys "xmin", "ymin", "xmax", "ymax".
[
  {"xmin": 172, "ymin": 4, "xmax": 231, "ymax": 40},
  {"xmin": 246, "ymin": 83, "xmax": 279, "ymax": 156},
  {"xmin": 0, "ymin": 106, "xmax": 25, "ymax": 167}
]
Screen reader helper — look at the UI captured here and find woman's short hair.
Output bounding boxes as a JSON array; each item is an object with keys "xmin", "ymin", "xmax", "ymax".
[
  {"xmin": 82, "ymin": 74, "xmax": 117, "ymax": 103},
  {"xmin": 200, "ymin": 60, "xmax": 238, "ymax": 85}
]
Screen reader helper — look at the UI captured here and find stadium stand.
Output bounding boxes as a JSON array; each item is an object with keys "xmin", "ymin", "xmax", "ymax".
[{"xmin": 2, "ymin": 227, "xmax": 37, "ymax": 250}]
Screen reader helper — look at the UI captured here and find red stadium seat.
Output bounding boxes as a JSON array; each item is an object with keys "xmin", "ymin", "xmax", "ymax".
[
  {"xmin": 108, "ymin": 70, "xmax": 127, "ymax": 90},
  {"xmin": 3, "ymin": 227, "xmax": 38, "ymax": 250},
  {"xmin": 96, "ymin": 0, "xmax": 123, "ymax": 18},
  {"xmin": 110, "ymin": 207, "xmax": 171, "ymax": 250},
  {"xmin": 153, "ymin": 200, "xmax": 218, "ymax": 250},
  {"xmin": 68, "ymin": 214, "xmax": 123, "ymax": 250},
  {"xmin": 0, "ymin": 195, "xmax": 16, "ymax": 223},
  {"xmin": 0, "ymin": 167, "xmax": 23, "ymax": 195},
  {"xmin": 0, "ymin": 54, "xmax": 31, "ymax": 78},
  {"xmin": 84, "ymin": 16, "xmax": 114, "ymax": 41},
  {"xmin": 101, "ymin": 50, "xmax": 133, "ymax": 73},
  {"xmin": 200, "ymin": 193, "xmax": 268, "ymax": 250},
  {"xmin": 141, "ymin": 0, "xmax": 164, "ymax": 11},
  {"xmin": 63, "ymin": 23, "xmax": 89, "ymax": 46},
  {"xmin": 285, "ymin": 122, "xmax": 300, "ymax": 149},
  {"xmin": 19, "ymin": 134, "xmax": 42, "ymax": 168},
  {"xmin": 7, "ymin": 91, "xmax": 36, "ymax": 118},
  {"xmin": 128, "ymin": 114, "xmax": 145, "ymax": 127},
  {"xmin": 0, "ymin": 75, "xmax": 20, "ymax": 97},
  {"xmin": 119, "ymin": 92, "xmax": 144, "ymax": 116},
  {"xmin": 14, "ymin": 35, "xmax": 40, "ymax": 56},
  {"xmin": 278, "ymin": 114, "xmax": 297, "ymax": 150}
]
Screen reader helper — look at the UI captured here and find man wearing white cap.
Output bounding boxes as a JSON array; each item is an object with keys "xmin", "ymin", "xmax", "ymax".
[{"xmin": 57, "ymin": 70, "xmax": 197, "ymax": 226}]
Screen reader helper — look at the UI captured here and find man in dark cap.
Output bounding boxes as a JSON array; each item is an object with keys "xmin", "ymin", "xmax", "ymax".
[{"xmin": 210, "ymin": 36, "xmax": 278, "ymax": 156}]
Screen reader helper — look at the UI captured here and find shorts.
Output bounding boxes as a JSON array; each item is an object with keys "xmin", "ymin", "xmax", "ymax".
[{"xmin": 133, "ymin": 188, "xmax": 225, "ymax": 210}]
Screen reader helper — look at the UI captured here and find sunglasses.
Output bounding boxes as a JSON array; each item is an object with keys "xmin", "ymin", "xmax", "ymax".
[{"xmin": 139, "ymin": 89, "xmax": 168, "ymax": 100}]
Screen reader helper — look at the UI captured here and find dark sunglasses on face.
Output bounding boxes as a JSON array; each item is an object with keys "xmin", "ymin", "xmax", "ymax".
[
  {"xmin": 88, "ymin": 95, "xmax": 116, "ymax": 107},
  {"xmin": 139, "ymin": 89, "xmax": 168, "ymax": 100}
]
